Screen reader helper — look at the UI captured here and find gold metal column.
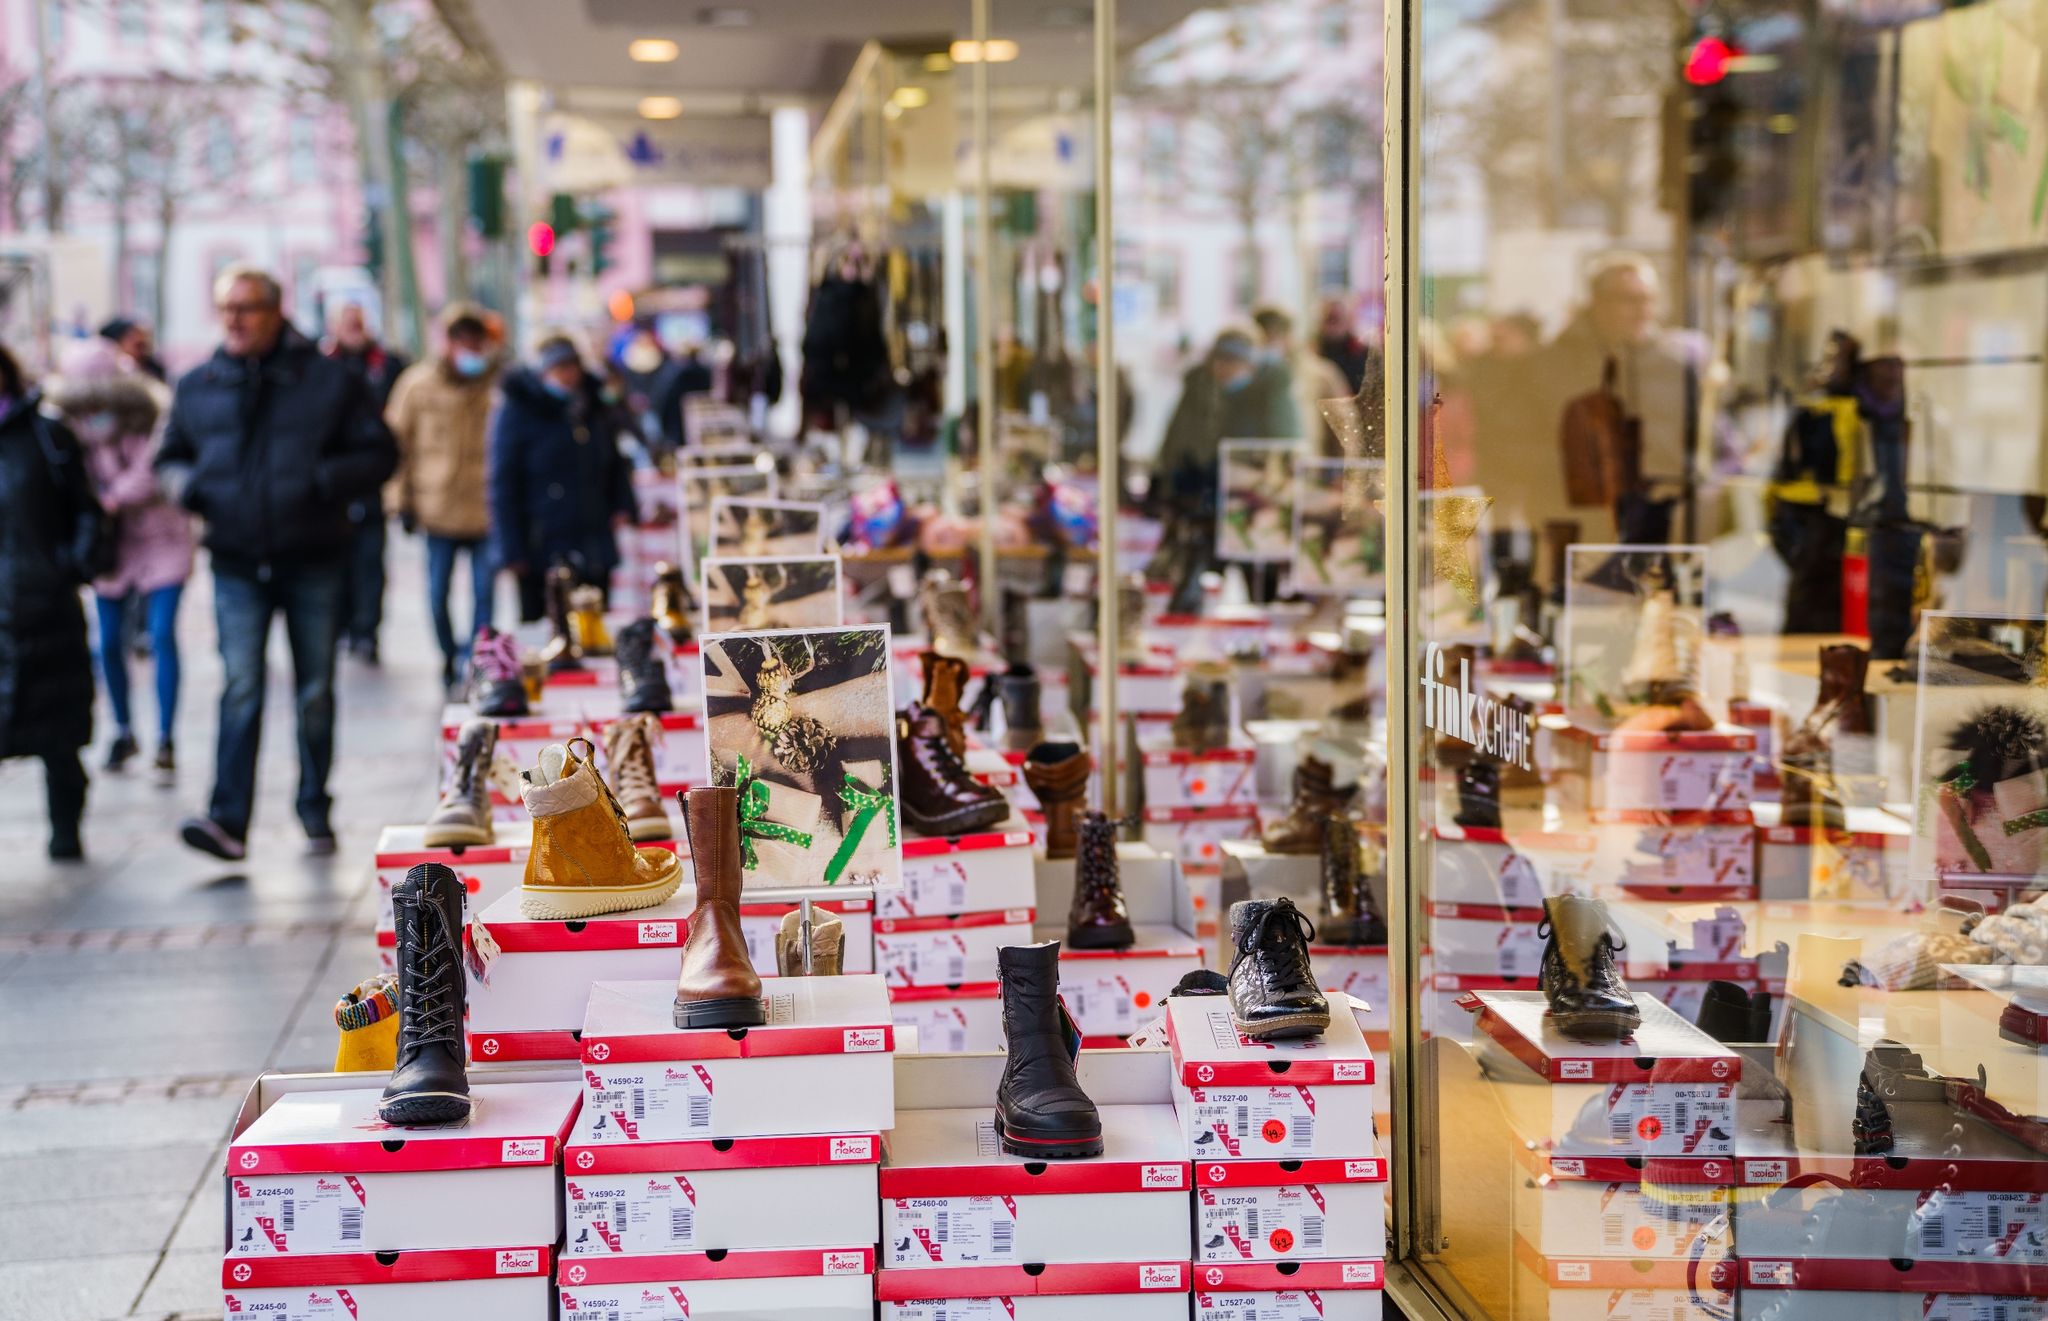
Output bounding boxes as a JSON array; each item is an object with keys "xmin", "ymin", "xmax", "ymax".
[
  {"xmin": 1094, "ymin": 0, "xmax": 1121, "ymax": 816},
  {"xmin": 973, "ymin": 0, "xmax": 1000, "ymax": 634}
]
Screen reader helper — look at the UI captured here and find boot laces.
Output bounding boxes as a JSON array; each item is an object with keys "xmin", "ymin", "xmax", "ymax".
[
  {"xmin": 1233, "ymin": 900, "xmax": 1318, "ymax": 987},
  {"xmin": 395, "ymin": 889, "xmax": 460, "ymax": 1049},
  {"xmin": 1077, "ymin": 815, "xmax": 1132, "ymax": 895},
  {"xmin": 609, "ymin": 719, "xmax": 658, "ymax": 803},
  {"xmin": 474, "ymin": 631, "xmax": 521, "ymax": 682}
]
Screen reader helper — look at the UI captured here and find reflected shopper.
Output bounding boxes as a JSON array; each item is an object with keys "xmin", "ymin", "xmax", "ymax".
[
  {"xmin": 157, "ymin": 266, "xmax": 398, "ymax": 861},
  {"xmin": 324, "ymin": 302, "xmax": 409, "ymax": 665}
]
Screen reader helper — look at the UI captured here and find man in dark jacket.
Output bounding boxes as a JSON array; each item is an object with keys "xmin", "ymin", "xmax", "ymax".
[
  {"xmin": 156, "ymin": 266, "xmax": 398, "ymax": 860},
  {"xmin": 324, "ymin": 302, "xmax": 409, "ymax": 665},
  {"xmin": 489, "ymin": 336, "xmax": 637, "ymax": 622}
]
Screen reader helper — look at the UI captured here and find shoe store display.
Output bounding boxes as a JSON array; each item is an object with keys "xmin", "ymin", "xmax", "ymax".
[
  {"xmin": 377, "ymin": 863, "xmax": 473, "ymax": 1126},
  {"xmin": 776, "ymin": 902, "xmax": 846, "ymax": 976},
  {"xmin": 1261, "ymin": 754, "xmax": 1357, "ymax": 854},
  {"xmin": 423, "ymin": 717, "xmax": 497, "ymax": 848},
  {"xmin": 1780, "ymin": 642, "xmax": 1876, "ymax": 829},
  {"xmin": 601, "ymin": 712, "xmax": 673, "ymax": 841},
  {"xmin": 1171, "ymin": 666, "xmax": 1231, "ymax": 752},
  {"xmin": 1320, "ymin": 815, "xmax": 1387, "ymax": 946},
  {"xmin": 541, "ymin": 564, "xmax": 584, "ymax": 674},
  {"xmin": 1022, "ymin": 741, "xmax": 1089, "ymax": 858},
  {"xmin": 1067, "ymin": 810, "xmax": 1134, "ymax": 950},
  {"xmin": 1537, "ymin": 895, "xmax": 1641, "ymax": 1041},
  {"xmin": 468, "ymin": 626, "xmax": 529, "ymax": 717},
  {"xmin": 919, "ymin": 650, "xmax": 974, "ymax": 759},
  {"xmin": 333, "ymin": 971, "xmax": 399, "ymax": 1073},
  {"xmin": 994, "ymin": 941, "xmax": 1104, "ymax": 1159},
  {"xmin": 1615, "ymin": 584, "xmax": 1715, "ymax": 733},
  {"xmin": 517, "ymin": 737, "xmax": 683, "ymax": 918},
  {"xmin": 614, "ymin": 617, "xmax": 674, "ymax": 714},
  {"xmin": 674, "ymin": 786, "xmax": 767, "ymax": 1028},
  {"xmin": 1226, "ymin": 897, "xmax": 1330, "ymax": 1040},
  {"xmin": 897, "ymin": 702, "xmax": 1012, "ymax": 836},
  {"xmin": 569, "ymin": 583, "xmax": 613, "ymax": 656},
  {"xmin": 651, "ymin": 560, "xmax": 694, "ymax": 644}
]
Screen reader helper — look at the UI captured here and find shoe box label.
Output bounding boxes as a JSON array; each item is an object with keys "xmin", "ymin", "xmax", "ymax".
[
  {"xmin": 1063, "ymin": 972, "xmax": 1141, "ymax": 1037},
  {"xmin": 1912, "ymin": 1191, "xmax": 2048, "ymax": 1262},
  {"xmin": 1197, "ymin": 1292, "xmax": 1357, "ymax": 1321},
  {"xmin": 1528, "ymin": 1182, "xmax": 1725, "ymax": 1257},
  {"xmin": 1196, "ymin": 1185, "xmax": 1327, "ymax": 1261},
  {"xmin": 229, "ymin": 1175, "xmax": 368, "ymax": 1255},
  {"xmin": 583, "ymin": 1067, "xmax": 715, "ymax": 1142},
  {"xmin": 891, "ymin": 1001, "xmax": 993, "ymax": 1054},
  {"xmin": 885, "ymin": 1301, "xmax": 1013, "ymax": 1320},
  {"xmin": 223, "ymin": 1288, "xmax": 362, "ymax": 1319},
  {"xmin": 1920, "ymin": 1298, "xmax": 2048, "ymax": 1321},
  {"xmin": 1185, "ymin": 1086, "xmax": 1318, "ymax": 1158},
  {"xmin": 562, "ymin": 1286, "xmax": 683, "ymax": 1321},
  {"xmin": 564, "ymin": 1177, "xmax": 700, "ymax": 1254},
  {"xmin": 884, "ymin": 1195, "xmax": 1019, "ymax": 1265},
  {"xmin": 1623, "ymin": 824, "xmax": 1755, "ymax": 889},
  {"xmin": 891, "ymin": 858, "xmax": 977, "ymax": 915},
  {"xmin": 1570, "ymin": 1083, "xmax": 1736, "ymax": 1157}
]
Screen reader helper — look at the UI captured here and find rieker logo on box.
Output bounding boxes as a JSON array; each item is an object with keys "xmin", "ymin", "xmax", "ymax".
[
  {"xmin": 502, "ymin": 1139, "xmax": 545, "ymax": 1162},
  {"xmin": 1140, "ymin": 1264, "xmax": 1183, "ymax": 1289},
  {"xmin": 844, "ymin": 1028, "xmax": 887, "ymax": 1052},
  {"xmin": 831, "ymin": 1137, "xmax": 874, "ymax": 1160},
  {"xmin": 822, "ymin": 1251, "xmax": 865, "ymax": 1274},
  {"xmin": 1142, "ymin": 1163, "xmax": 1186, "ymax": 1188}
]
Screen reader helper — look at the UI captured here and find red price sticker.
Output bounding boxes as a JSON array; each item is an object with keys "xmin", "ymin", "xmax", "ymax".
[
  {"xmin": 1262, "ymin": 1119, "xmax": 1289, "ymax": 1144},
  {"xmin": 1269, "ymin": 1228, "xmax": 1295, "ymax": 1254},
  {"xmin": 1632, "ymin": 1226, "xmax": 1657, "ymax": 1251},
  {"xmin": 1636, "ymin": 1116, "xmax": 1663, "ymax": 1141}
]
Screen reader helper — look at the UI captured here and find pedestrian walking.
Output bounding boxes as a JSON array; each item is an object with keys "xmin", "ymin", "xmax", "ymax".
[
  {"xmin": 46, "ymin": 337, "xmax": 193, "ymax": 781},
  {"xmin": 156, "ymin": 266, "xmax": 397, "ymax": 861},
  {"xmin": 488, "ymin": 336, "xmax": 636, "ymax": 622},
  {"xmin": 386, "ymin": 304, "xmax": 500, "ymax": 693},
  {"xmin": 324, "ymin": 302, "xmax": 409, "ymax": 665},
  {"xmin": 0, "ymin": 342, "xmax": 113, "ymax": 861}
]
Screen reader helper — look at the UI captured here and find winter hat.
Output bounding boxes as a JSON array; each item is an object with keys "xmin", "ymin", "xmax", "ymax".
[
  {"xmin": 45, "ymin": 336, "xmax": 165, "ymax": 436},
  {"xmin": 536, "ymin": 337, "xmax": 582, "ymax": 373}
]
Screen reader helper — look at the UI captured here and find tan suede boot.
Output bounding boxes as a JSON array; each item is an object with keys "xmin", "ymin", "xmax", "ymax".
[
  {"xmin": 921, "ymin": 651, "xmax": 973, "ymax": 759},
  {"xmin": 602, "ymin": 713, "xmax": 673, "ymax": 841},
  {"xmin": 518, "ymin": 738, "xmax": 683, "ymax": 918}
]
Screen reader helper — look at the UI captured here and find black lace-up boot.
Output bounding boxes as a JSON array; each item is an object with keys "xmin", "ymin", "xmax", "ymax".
[
  {"xmin": 615, "ymin": 618, "xmax": 673, "ymax": 714},
  {"xmin": 1320, "ymin": 816, "xmax": 1387, "ymax": 946},
  {"xmin": 995, "ymin": 941, "xmax": 1103, "ymax": 1159},
  {"xmin": 1068, "ymin": 811, "xmax": 1134, "ymax": 950},
  {"xmin": 378, "ymin": 863, "xmax": 472, "ymax": 1125},
  {"xmin": 1227, "ymin": 898, "xmax": 1331, "ymax": 1040},
  {"xmin": 1852, "ymin": 1042, "xmax": 1945, "ymax": 1155},
  {"xmin": 1538, "ymin": 895, "xmax": 1641, "ymax": 1041}
]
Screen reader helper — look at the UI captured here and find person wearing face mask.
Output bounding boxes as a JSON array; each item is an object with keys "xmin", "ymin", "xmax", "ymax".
[
  {"xmin": 386, "ymin": 304, "xmax": 501, "ymax": 692},
  {"xmin": 489, "ymin": 335, "xmax": 638, "ymax": 623}
]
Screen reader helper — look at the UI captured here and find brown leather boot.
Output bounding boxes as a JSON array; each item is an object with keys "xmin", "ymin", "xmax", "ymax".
[
  {"xmin": 1781, "ymin": 643, "xmax": 1876, "ymax": 829},
  {"xmin": 1068, "ymin": 811, "xmax": 1134, "ymax": 950},
  {"xmin": 674, "ymin": 786, "xmax": 766, "ymax": 1028},
  {"xmin": 541, "ymin": 564, "xmax": 583, "ymax": 674},
  {"xmin": 1261, "ymin": 755, "xmax": 1356, "ymax": 854},
  {"xmin": 1172, "ymin": 667, "xmax": 1231, "ymax": 752},
  {"xmin": 1023, "ymin": 741, "xmax": 1090, "ymax": 859},
  {"xmin": 920, "ymin": 651, "xmax": 973, "ymax": 760},
  {"xmin": 898, "ymin": 703, "xmax": 1012, "ymax": 837}
]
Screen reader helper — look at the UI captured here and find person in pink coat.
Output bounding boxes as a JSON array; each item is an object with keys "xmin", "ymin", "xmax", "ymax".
[{"xmin": 46, "ymin": 337, "xmax": 194, "ymax": 778}]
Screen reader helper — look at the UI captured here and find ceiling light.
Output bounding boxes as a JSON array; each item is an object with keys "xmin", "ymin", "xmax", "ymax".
[
  {"xmin": 698, "ymin": 6, "xmax": 753, "ymax": 25},
  {"xmin": 639, "ymin": 96, "xmax": 684, "ymax": 120},
  {"xmin": 629, "ymin": 37, "xmax": 679, "ymax": 62},
  {"xmin": 949, "ymin": 38, "xmax": 1019, "ymax": 63},
  {"xmin": 923, "ymin": 52, "xmax": 953, "ymax": 72},
  {"xmin": 891, "ymin": 86, "xmax": 930, "ymax": 108}
]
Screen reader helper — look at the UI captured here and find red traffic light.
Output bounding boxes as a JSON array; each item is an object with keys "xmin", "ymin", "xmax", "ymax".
[
  {"xmin": 1685, "ymin": 35, "xmax": 1737, "ymax": 85},
  {"xmin": 527, "ymin": 221, "xmax": 557, "ymax": 257}
]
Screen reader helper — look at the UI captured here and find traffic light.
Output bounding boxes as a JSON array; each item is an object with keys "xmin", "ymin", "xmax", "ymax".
[
  {"xmin": 585, "ymin": 202, "xmax": 616, "ymax": 277},
  {"xmin": 468, "ymin": 155, "xmax": 506, "ymax": 239},
  {"xmin": 549, "ymin": 192, "xmax": 581, "ymax": 237},
  {"xmin": 528, "ymin": 220, "xmax": 556, "ymax": 277}
]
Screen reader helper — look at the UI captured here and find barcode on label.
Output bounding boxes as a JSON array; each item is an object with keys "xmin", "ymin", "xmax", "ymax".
[
  {"xmin": 670, "ymin": 1206, "xmax": 693, "ymax": 1241},
  {"xmin": 1236, "ymin": 1106, "xmax": 1249, "ymax": 1132},
  {"xmin": 991, "ymin": 1218, "xmax": 1014, "ymax": 1255},
  {"xmin": 1247, "ymin": 1208, "xmax": 1260, "ymax": 1238},
  {"xmin": 339, "ymin": 1207, "xmax": 363, "ymax": 1242},
  {"xmin": 631, "ymin": 1088, "xmax": 647, "ymax": 1121},
  {"xmin": 1922, "ymin": 1217, "xmax": 1945, "ymax": 1251},
  {"xmin": 936, "ymin": 1210, "xmax": 951, "ymax": 1242},
  {"xmin": 1675, "ymin": 1101, "xmax": 1688, "ymax": 1134},
  {"xmin": 281, "ymin": 1199, "xmax": 295, "ymax": 1233},
  {"xmin": 1303, "ymin": 1215, "xmax": 1324, "ymax": 1252},
  {"xmin": 689, "ymin": 1096, "xmax": 711, "ymax": 1129}
]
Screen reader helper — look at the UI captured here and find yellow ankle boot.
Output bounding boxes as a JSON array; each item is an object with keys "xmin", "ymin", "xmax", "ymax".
[{"xmin": 334, "ymin": 973, "xmax": 401, "ymax": 1073}]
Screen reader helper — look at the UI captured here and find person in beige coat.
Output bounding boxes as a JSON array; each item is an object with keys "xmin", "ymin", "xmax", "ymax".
[{"xmin": 386, "ymin": 304, "xmax": 500, "ymax": 689}]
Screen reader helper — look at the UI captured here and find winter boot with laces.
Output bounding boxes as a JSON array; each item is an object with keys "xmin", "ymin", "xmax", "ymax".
[
  {"xmin": 468, "ymin": 626, "xmax": 529, "ymax": 717},
  {"xmin": 898, "ymin": 703, "xmax": 1012, "ymax": 836},
  {"xmin": 920, "ymin": 652, "xmax": 974, "ymax": 760},
  {"xmin": 602, "ymin": 712, "xmax": 673, "ymax": 841},
  {"xmin": 424, "ymin": 718, "xmax": 497, "ymax": 848},
  {"xmin": 615, "ymin": 618, "xmax": 674, "ymax": 715},
  {"xmin": 1261, "ymin": 754, "xmax": 1357, "ymax": 854},
  {"xmin": 1227, "ymin": 898, "xmax": 1330, "ymax": 1040},
  {"xmin": 1320, "ymin": 816, "xmax": 1387, "ymax": 946},
  {"xmin": 377, "ymin": 864, "xmax": 472, "ymax": 1126},
  {"xmin": 1068, "ymin": 811, "xmax": 1134, "ymax": 950},
  {"xmin": 1539, "ymin": 895, "xmax": 1641, "ymax": 1040},
  {"xmin": 674, "ymin": 786, "xmax": 766, "ymax": 1028},
  {"xmin": 994, "ymin": 941, "xmax": 1103, "ymax": 1159},
  {"xmin": 518, "ymin": 738, "xmax": 683, "ymax": 918}
]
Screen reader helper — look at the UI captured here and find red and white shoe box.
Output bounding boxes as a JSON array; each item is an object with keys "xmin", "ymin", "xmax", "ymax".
[
  {"xmin": 1312, "ymin": 948, "xmax": 1389, "ymax": 1033},
  {"xmin": 372, "ymin": 823, "xmax": 530, "ymax": 933},
  {"xmin": 1736, "ymin": 1259, "xmax": 2048, "ymax": 1319},
  {"xmin": 225, "ymin": 1080, "xmax": 578, "ymax": 1256},
  {"xmin": 884, "ymin": 824, "xmax": 1038, "ymax": 919},
  {"xmin": 562, "ymin": 1124, "xmax": 879, "ymax": 1255},
  {"xmin": 1130, "ymin": 744, "xmax": 1258, "ymax": 809},
  {"xmin": 1425, "ymin": 900, "xmax": 1547, "ymax": 977},
  {"xmin": 1428, "ymin": 827, "xmax": 1571, "ymax": 907},
  {"xmin": 1192, "ymin": 1151, "xmax": 1388, "ymax": 1262},
  {"xmin": 1165, "ymin": 996, "xmax": 1378, "ymax": 1160},
  {"xmin": 1509, "ymin": 1143, "xmax": 1727, "ymax": 1260},
  {"xmin": 589, "ymin": 711, "xmax": 709, "ymax": 791},
  {"xmin": 1144, "ymin": 803, "xmax": 1261, "ymax": 869},
  {"xmin": 1607, "ymin": 816, "xmax": 1757, "ymax": 901},
  {"xmin": 1044, "ymin": 926, "xmax": 1207, "ymax": 1040},
  {"xmin": 1077, "ymin": 644, "xmax": 1185, "ymax": 715},
  {"xmin": 738, "ymin": 895, "xmax": 875, "ymax": 976},
  {"xmin": 1193, "ymin": 1260, "xmax": 1386, "ymax": 1321},
  {"xmin": 224, "ymin": 1248, "xmax": 553, "ymax": 1320},
  {"xmin": 879, "ymin": 1262, "xmax": 1192, "ymax": 1320},
  {"xmin": 558, "ymin": 1246, "xmax": 874, "ymax": 1320},
  {"xmin": 1511, "ymin": 1236, "xmax": 1734, "ymax": 1321},
  {"xmin": 1461, "ymin": 991, "xmax": 1740, "ymax": 1158},
  {"xmin": 890, "ymin": 983, "xmax": 1006, "ymax": 1052},
  {"xmin": 1548, "ymin": 722, "xmax": 1757, "ymax": 815},
  {"xmin": 881, "ymin": 1105, "xmax": 1192, "ymax": 1267},
  {"xmin": 1754, "ymin": 802, "xmax": 1909, "ymax": 902},
  {"xmin": 578, "ymin": 976, "xmax": 895, "ymax": 1142},
  {"xmin": 876, "ymin": 910, "xmax": 1035, "ymax": 989}
]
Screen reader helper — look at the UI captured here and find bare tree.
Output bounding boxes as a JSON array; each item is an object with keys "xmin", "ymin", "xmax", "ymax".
[
  {"xmin": 0, "ymin": 63, "xmax": 35, "ymax": 230},
  {"xmin": 398, "ymin": 43, "xmax": 507, "ymax": 305}
]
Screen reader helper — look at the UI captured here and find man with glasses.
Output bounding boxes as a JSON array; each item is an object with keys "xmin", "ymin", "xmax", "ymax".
[{"xmin": 156, "ymin": 265, "xmax": 397, "ymax": 861}]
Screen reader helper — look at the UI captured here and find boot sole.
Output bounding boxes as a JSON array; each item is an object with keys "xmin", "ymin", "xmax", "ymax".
[
  {"xmin": 902, "ymin": 799, "xmax": 1014, "ymax": 838},
  {"xmin": 1067, "ymin": 923, "xmax": 1135, "ymax": 951},
  {"xmin": 422, "ymin": 823, "xmax": 494, "ymax": 849},
  {"xmin": 673, "ymin": 995, "xmax": 767, "ymax": 1029},
  {"xmin": 1233, "ymin": 1008, "xmax": 1332, "ymax": 1041},
  {"xmin": 518, "ymin": 855, "xmax": 683, "ymax": 919},
  {"xmin": 626, "ymin": 814, "xmax": 675, "ymax": 842},
  {"xmin": 1544, "ymin": 1008, "xmax": 1641, "ymax": 1041},
  {"xmin": 994, "ymin": 1113, "xmax": 1103, "ymax": 1160},
  {"xmin": 376, "ymin": 1090, "xmax": 474, "ymax": 1126}
]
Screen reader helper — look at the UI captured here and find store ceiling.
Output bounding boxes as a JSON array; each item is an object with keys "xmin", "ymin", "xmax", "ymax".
[{"xmin": 437, "ymin": 0, "xmax": 1210, "ymax": 99}]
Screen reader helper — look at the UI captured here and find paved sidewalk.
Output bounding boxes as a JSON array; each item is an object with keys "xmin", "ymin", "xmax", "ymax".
[{"xmin": 0, "ymin": 537, "xmax": 451, "ymax": 1320}]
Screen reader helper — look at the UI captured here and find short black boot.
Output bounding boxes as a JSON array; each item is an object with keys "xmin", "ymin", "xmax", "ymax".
[
  {"xmin": 995, "ymin": 664, "xmax": 1044, "ymax": 752},
  {"xmin": 1695, "ymin": 980, "xmax": 1756, "ymax": 1044},
  {"xmin": 995, "ymin": 942, "xmax": 1103, "ymax": 1159},
  {"xmin": 1320, "ymin": 816, "xmax": 1386, "ymax": 946},
  {"xmin": 1538, "ymin": 895, "xmax": 1640, "ymax": 1041},
  {"xmin": 1226, "ymin": 898, "xmax": 1330, "ymax": 1040},
  {"xmin": 615, "ymin": 618, "xmax": 673, "ymax": 714},
  {"xmin": 378, "ymin": 863, "xmax": 473, "ymax": 1125},
  {"xmin": 1453, "ymin": 760, "xmax": 1501, "ymax": 829}
]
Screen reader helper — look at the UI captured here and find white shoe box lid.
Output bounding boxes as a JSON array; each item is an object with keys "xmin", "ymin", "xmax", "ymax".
[
  {"xmin": 876, "ymin": 911, "xmax": 1035, "ymax": 989},
  {"xmin": 564, "ymin": 1147, "xmax": 878, "ymax": 1257},
  {"xmin": 226, "ymin": 1261, "xmax": 551, "ymax": 1321},
  {"xmin": 228, "ymin": 1081, "xmax": 580, "ymax": 1175},
  {"xmin": 876, "ymin": 1261, "xmax": 1190, "ymax": 1300},
  {"xmin": 1165, "ymin": 997, "xmax": 1376, "ymax": 1087},
  {"xmin": 568, "ymin": 1123, "xmax": 880, "ymax": 1175},
  {"xmin": 1459, "ymin": 989, "xmax": 1742, "ymax": 1084},
  {"xmin": 1739, "ymin": 1256, "xmax": 2048, "ymax": 1295},
  {"xmin": 889, "ymin": 823, "xmax": 1039, "ymax": 918},
  {"xmin": 474, "ymin": 887, "xmax": 694, "ymax": 953},
  {"xmin": 558, "ymin": 1246, "xmax": 874, "ymax": 1288},
  {"xmin": 559, "ymin": 1251, "xmax": 875, "ymax": 1321},
  {"xmin": 1514, "ymin": 1233, "xmax": 1733, "ymax": 1291},
  {"xmin": 883, "ymin": 1105, "xmax": 1190, "ymax": 1195},
  {"xmin": 581, "ymin": 975, "xmax": 895, "ymax": 1063},
  {"xmin": 1194, "ymin": 1259, "xmax": 1385, "ymax": 1293},
  {"xmin": 223, "ymin": 1246, "xmax": 552, "ymax": 1291}
]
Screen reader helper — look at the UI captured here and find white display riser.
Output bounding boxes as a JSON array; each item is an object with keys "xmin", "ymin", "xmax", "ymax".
[
  {"xmin": 1514, "ymin": 1176, "xmax": 1727, "ymax": 1261},
  {"xmin": 1739, "ymin": 1293, "xmax": 2048, "ymax": 1321},
  {"xmin": 227, "ymin": 1273, "xmax": 551, "ymax": 1321},
  {"xmin": 1036, "ymin": 924, "xmax": 1207, "ymax": 1041},
  {"xmin": 1143, "ymin": 804, "xmax": 1261, "ymax": 870}
]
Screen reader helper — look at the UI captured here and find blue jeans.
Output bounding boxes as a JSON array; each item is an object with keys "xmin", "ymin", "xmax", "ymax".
[
  {"xmin": 343, "ymin": 510, "xmax": 386, "ymax": 647},
  {"xmin": 94, "ymin": 584, "xmax": 183, "ymax": 744},
  {"xmin": 209, "ymin": 560, "xmax": 346, "ymax": 839},
  {"xmin": 424, "ymin": 534, "xmax": 494, "ymax": 666}
]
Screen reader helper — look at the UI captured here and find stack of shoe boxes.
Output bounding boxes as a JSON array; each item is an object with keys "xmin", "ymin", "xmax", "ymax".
[
  {"xmin": 559, "ymin": 976, "xmax": 895, "ymax": 1317},
  {"xmin": 221, "ymin": 1077, "xmax": 579, "ymax": 1320},
  {"xmin": 1164, "ymin": 996, "xmax": 1389, "ymax": 1320},
  {"xmin": 1137, "ymin": 743, "xmax": 1262, "ymax": 877},
  {"xmin": 877, "ymin": 1058, "xmax": 1193, "ymax": 1319},
  {"xmin": 884, "ymin": 823, "xmax": 1039, "ymax": 1052},
  {"xmin": 1458, "ymin": 989, "xmax": 1740, "ymax": 1320},
  {"xmin": 1753, "ymin": 801, "xmax": 1909, "ymax": 903}
]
